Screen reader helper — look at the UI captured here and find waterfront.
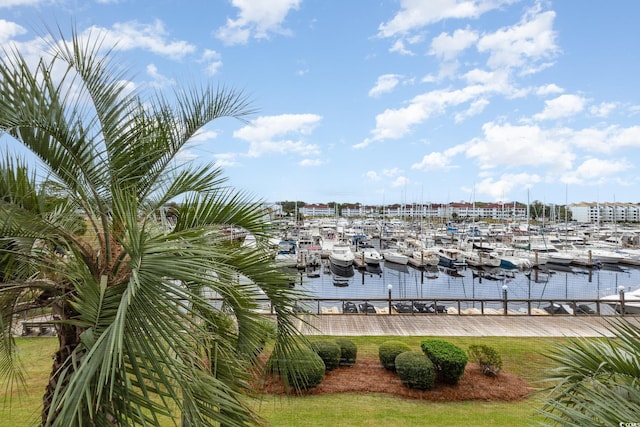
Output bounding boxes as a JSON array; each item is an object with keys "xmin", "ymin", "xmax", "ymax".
[{"xmin": 289, "ymin": 261, "xmax": 639, "ymax": 314}]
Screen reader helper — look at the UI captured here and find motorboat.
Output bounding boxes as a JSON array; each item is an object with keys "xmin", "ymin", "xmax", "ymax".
[
  {"xmin": 530, "ymin": 244, "xmax": 574, "ymax": 266},
  {"xmin": 459, "ymin": 249, "xmax": 501, "ymax": 269},
  {"xmin": 328, "ymin": 242, "xmax": 355, "ymax": 268},
  {"xmin": 600, "ymin": 287, "xmax": 640, "ymax": 314},
  {"xmin": 383, "ymin": 250, "xmax": 409, "ymax": 265},
  {"xmin": 411, "ymin": 248, "xmax": 440, "ymax": 267},
  {"xmin": 361, "ymin": 247, "xmax": 383, "ymax": 265},
  {"xmin": 435, "ymin": 247, "xmax": 466, "ymax": 268},
  {"xmin": 274, "ymin": 239, "xmax": 298, "ymax": 268}
]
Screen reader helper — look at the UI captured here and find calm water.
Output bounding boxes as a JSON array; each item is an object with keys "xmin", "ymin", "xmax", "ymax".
[{"xmin": 290, "ymin": 261, "xmax": 639, "ymax": 312}]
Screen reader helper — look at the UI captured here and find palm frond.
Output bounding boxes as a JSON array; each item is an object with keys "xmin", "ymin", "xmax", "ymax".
[{"xmin": 538, "ymin": 318, "xmax": 640, "ymax": 426}]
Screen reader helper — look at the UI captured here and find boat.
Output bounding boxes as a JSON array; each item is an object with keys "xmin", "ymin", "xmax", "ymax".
[
  {"xmin": 328, "ymin": 241, "xmax": 355, "ymax": 268},
  {"xmin": 489, "ymin": 245, "xmax": 533, "ymax": 270},
  {"xmin": 435, "ymin": 247, "xmax": 466, "ymax": 268},
  {"xmin": 274, "ymin": 239, "xmax": 298, "ymax": 268},
  {"xmin": 529, "ymin": 244, "xmax": 574, "ymax": 266},
  {"xmin": 361, "ymin": 247, "xmax": 383, "ymax": 265},
  {"xmin": 411, "ymin": 248, "xmax": 440, "ymax": 267},
  {"xmin": 383, "ymin": 250, "xmax": 409, "ymax": 265},
  {"xmin": 459, "ymin": 249, "xmax": 501, "ymax": 269},
  {"xmin": 600, "ymin": 287, "xmax": 640, "ymax": 314}
]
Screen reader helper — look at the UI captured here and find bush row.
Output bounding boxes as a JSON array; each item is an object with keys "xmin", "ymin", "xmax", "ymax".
[
  {"xmin": 379, "ymin": 340, "xmax": 502, "ymax": 390},
  {"xmin": 269, "ymin": 338, "xmax": 359, "ymax": 391},
  {"xmin": 268, "ymin": 338, "xmax": 502, "ymax": 392},
  {"xmin": 420, "ymin": 339, "xmax": 468, "ymax": 384}
]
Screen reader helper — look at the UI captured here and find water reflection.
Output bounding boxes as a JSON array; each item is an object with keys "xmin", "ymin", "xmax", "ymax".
[{"xmin": 296, "ymin": 261, "xmax": 639, "ymax": 303}]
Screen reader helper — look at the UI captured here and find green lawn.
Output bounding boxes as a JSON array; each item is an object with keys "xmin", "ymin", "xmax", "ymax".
[{"xmin": 1, "ymin": 336, "xmax": 563, "ymax": 426}]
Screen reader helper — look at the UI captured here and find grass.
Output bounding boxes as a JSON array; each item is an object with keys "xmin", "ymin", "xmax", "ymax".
[
  {"xmin": 255, "ymin": 395, "xmax": 540, "ymax": 427},
  {"xmin": 1, "ymin": 336, "xmax": 565, "ymax": 426}
]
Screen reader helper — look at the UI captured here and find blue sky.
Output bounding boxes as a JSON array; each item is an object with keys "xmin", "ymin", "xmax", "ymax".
[{"xmin": 2, "ymin": 0, "xmax": 639, "ymax": 207}]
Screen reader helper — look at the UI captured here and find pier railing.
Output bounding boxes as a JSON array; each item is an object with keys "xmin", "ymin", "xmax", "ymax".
[{"xmin": 251, "ymin": 296, "xmax": 639, "ymax": 317}]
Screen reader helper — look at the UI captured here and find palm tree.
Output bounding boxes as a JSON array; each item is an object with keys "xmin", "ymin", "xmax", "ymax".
[
  {"xmin": 538, "ymin": 318, "xmax": 640, "ymax": 426},
  {"xmin": 0, "ymin": 28, "xmax": 306, "ymax": 426}
]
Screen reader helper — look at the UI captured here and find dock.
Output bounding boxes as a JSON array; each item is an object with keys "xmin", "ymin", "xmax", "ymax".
[{"xmin": 290, "ymin": 314, "xmax": 640, "ymax": 338}]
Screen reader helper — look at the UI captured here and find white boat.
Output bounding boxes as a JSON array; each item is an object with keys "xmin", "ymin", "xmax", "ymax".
[
  {"xmin": 600, "ymin": 287, "xmax": 640, "ymax": 314},
  {"xmin": 490, "ymin": 246, "xmax": 533, "ymax": 270},
  {"xmin": 361, "ymin": 248, "xmax": 383, "ymax": 265},
  {"xmin": 435, "ymin": 247, "xmax": 466, "ymax": 268},
  {"xmin": 411, "ymin": 248, "xmax": 440, "ymax": 267},
  {"xmin": 589, "ymin": 248, "xmax": 628, "ymax": 264},
  {"xmin": 383, "ymin": 250, "xmax": 409, "ymax": 265},
  {"xmin": 529, "ymin": 244, "xmax": 574, "ymax": 266},
  {"xmin": 459, "ymin": 249, "xmax": 501, "ymax": 269},
  {"xmin": 328, "ymin": 242, "xmax": 355, "ymax": 268},
  {"xmin": 274, "ymin": 239, "xmax": 298, "ymax": 268}
]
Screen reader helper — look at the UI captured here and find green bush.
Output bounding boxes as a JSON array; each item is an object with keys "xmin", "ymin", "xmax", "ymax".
[
  {"xmin": 311, "ymin": 340, "xmax": 342, "ymax": 371},
  {"xmin": 379, "ymin": 340, "xmax": 412, "ymax": 372},
  {"xmin": 268, "ymin": 348, "xmax": 325, "ymax": 391},
  {"xmin": 395, "ymin": 351, "xmax": 435, "ymax": 390},
  {"xmin": 420, "ymin": 339, "xmax": 468, "ymax": 384},
  {"xmin": 467, "ymin": 344, "xmax": 502, "ymax": 377},
  {"xmin": 334, "ymin": 338, "xmax": 357, "ymax": 367}
]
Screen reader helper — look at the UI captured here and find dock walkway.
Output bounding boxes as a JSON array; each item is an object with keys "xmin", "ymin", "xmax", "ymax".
[{"xmin": 292, "ymin": 314, "xmax": 640, "ymax": 337}]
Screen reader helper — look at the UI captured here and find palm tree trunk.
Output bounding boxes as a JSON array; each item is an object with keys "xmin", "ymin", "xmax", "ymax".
[{"xmin": 41, "ymin": 301, "xmax": 82, "ymax": 426}]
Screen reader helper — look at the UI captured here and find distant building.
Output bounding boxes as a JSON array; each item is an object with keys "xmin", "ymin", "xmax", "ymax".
[
  {"xmin": 299, "ymin": 204, "xmax": 335, "ymax": 217},
  {"xmin": 296, "ymin": 201, "xmax": 528, "ymax": 221},
  {"xmin": 570, "ymin": 202, "xmax": 640, "ymax": 223}
]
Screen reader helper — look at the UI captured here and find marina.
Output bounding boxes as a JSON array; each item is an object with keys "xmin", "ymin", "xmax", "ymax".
[
  {"xmin": 286, "ymin": 260, "xmax": 639, "ymax": 316},
  {"xmin": 263, "ymin": 216, "xmax": 640, "ymax": 316}
]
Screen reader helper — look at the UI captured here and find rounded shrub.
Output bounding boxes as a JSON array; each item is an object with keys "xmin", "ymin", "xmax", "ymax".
[
  {"xmin": 268, "ymin": 348, "xmax": 326, "ymax": 391},
  {"xmin": 467, "ymin": 344, "xmax": 502, "ymax": 377},
  {"xmin": 311, "ymin": 340, "xmax": 342, "ymax": 371},
  {"xmin": 420, "ymin": 339, "xmax": 468, "ymax": 384},
  {"xmin": 378, "ymin": 340, "xmax": 412, "ymax": 372},
  {"xmin": 395, "ymin": 351, "xmax": 435, "ymax": 390},
  {"xmin": 334, "ymin": 338, "xmax": 358, "ymax": 367}
]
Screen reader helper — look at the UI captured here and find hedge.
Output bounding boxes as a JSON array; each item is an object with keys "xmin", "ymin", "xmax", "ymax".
[
  {"xmin": 395, "ymin": 351, "xmax": 435, "ymax": 390},
  {"xmin": 379, "ymin": 340, "xmax": 412, "ymax": 372},
  {"xmin": 420, "ymin": 339, "xmax": 468, "ymax": 384}
]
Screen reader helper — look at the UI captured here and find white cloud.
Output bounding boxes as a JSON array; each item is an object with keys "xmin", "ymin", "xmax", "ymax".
[
  {"xmin": 590, "ymin": 102, "xmax": 617, "ymax": 118},
  {"xmin": 82, "ymin": 20, "xmax": 196, "ymax": 60},
  {"xmin": 533, "ymin": 94, "xmax": 586, "ymax": 121},
  {"xmin": 233, "ymin": 113, "xmax": 322, "ymax": 157},
  {"xmin": 369, "ymin": 74, "xmax": 402, "ymax": 97},
  {"xmin": 200, "ymin": 49, "xmax": 223, "ymax": 76},
  {"xmin": 572, "ymin": 125, "xmax": 640, "ymax": 154},
  {"xmin": 146, "ymin": 64, "xmax": 175, "ymax": 88},
  {"xmin": 212, "ymin": 152, "xmax": 240, "ymax": 167},
  {"xmin": 299, "ymin": 158, "xmax": 323, "ymax": 167},
  {"xmin": 0, "ymin": 19, "xmax": 26, "ymax": 43},
  {"xmin": 391, "ymin": 176, "xmax": 409, "ymax": 187},
  {"xmin": 429, "ymin": 28, "xmax": 478, "ymax": 61},
  {"xmin": 358, "ymin": 82, "xmax": 503, "ymax": 148},
  {"xmin": 455, "ymin": 98, "xmax": 489, "ymax": 122},
  {"xmin": 378, "ymin": 0, "xmax": 515, "ymax": 38},
  {"xmin": 365, "ymin": 170, "xmax": 381, "ymax": 181},
  {"xmin": 389, "ymin": 39, "xmax": 414, "ymax": 55},
  {"xmin": 190, "ymin": 129, "xmax": 219, "ymax": 143},
  {"xmin": 535, "ymin": 83, "xmax": 564, "ymax": 96},
  {"xmin": 477, "ymin": 7, "xmax": 558, "ymax": 72},
  {"xmin": 411, "ymin": 152, "xmax": 453, "ymax": 171},
  {"xmin": 215, "ymin": 0, "xmax": 301, "ymax": 45},
  {"xmin": 561, "ymin": 157, "xmax": 633, "ymax": 185},
  {"xmin": 465, "ymin": 121, "xmax": 575, "ymax": 171},
  {"xmin": 0, "ymin": 0, "xmax": 42, "ymax": 6},
  {"xmin": 383, "ymin": 167, "xmax": 402, "ymax": 177},
  {"xmin": 475, "ymin": 173, "xmax": 541, "ymax": 200}
]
